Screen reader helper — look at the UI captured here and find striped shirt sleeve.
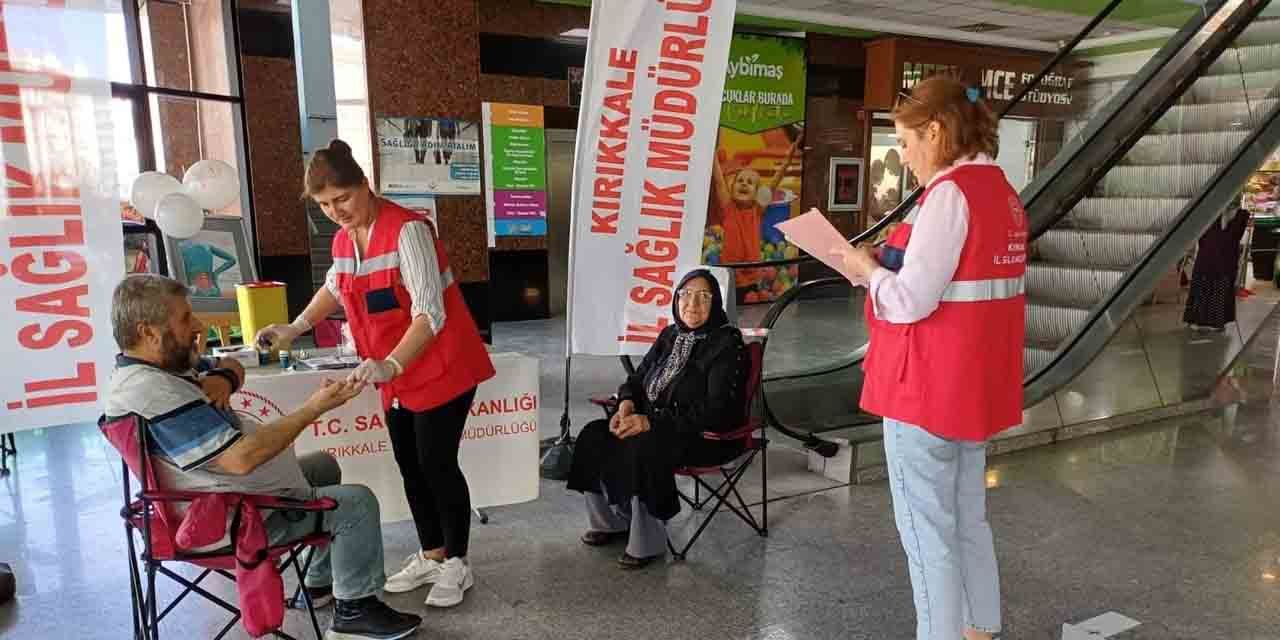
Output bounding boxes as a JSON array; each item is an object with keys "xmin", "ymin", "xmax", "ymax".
[
  {"xmin": 148, "ymin": 401, "xmax": 242, "ymax": 472},
  {"xmin": 324, "ymin": 262, "xmax": 343, "ymax": 304},
  {"xmin": 398, "ymin": 221, "xmax": 447, "ymax": 332}
]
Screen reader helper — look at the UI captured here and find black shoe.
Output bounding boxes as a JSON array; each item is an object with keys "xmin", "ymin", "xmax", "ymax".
[
  {"xmin": 580, "ymin": 530, "xmax": 628, "ymax": 547},
  {"xmin": 617, "ymin": 552, "xmax": 663, "ymax": 570},
  {"xmin": 328, "ymin": 597, "xmax": 422, "ymax": 640},
  {"xmin": 0, "ymin": 563, "xmax": 14, "ymax": 605},
  {"xmin": 304, "ymin": 583, "xmax": 333, "ymax": 608}
]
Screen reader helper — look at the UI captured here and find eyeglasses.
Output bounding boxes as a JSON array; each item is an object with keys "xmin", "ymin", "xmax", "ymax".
[{"xmin": 677, "ymin": 289, "xmax": 715, "ymax": 305}]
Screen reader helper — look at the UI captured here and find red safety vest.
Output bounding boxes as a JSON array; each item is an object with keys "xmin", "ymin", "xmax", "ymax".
[
  {"xmin": 332, "ymin": 200, "xmax": 495, "ymax": 412},
  {"xmin": 860, "ymin": 164, "xmax": 1027, "ymax": 441}
]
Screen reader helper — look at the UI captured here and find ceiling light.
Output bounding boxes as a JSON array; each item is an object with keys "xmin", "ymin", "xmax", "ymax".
[{"xmin": 559, "ymin": 28, "xmax": 590, "ymax": 39}]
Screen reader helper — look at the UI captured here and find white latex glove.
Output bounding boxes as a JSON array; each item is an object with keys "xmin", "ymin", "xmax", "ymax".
[
  {"xmin": 256, "ymin": 318, "xmax": 309, "ymax": 350},
  {"xmin": 347, "ymin": 357, "xmax": 403, "ymax": 384}
]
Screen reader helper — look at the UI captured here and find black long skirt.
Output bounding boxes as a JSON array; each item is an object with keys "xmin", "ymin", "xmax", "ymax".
[
  {"xmin": 566, "ymin": 419, "xmax": 743, "ymax": 521},
  {"xmin": 1183, "ymin": 274, "xmax": 1235, "ymax": 329}
]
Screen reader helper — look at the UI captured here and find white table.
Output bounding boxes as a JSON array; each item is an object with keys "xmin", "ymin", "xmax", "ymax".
[{"xmin": 233, "ymin": 352, "xmax": 540, "ymax": 523}]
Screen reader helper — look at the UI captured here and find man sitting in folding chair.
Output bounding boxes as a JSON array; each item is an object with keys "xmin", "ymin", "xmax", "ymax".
[
  {"xmin": 105, "ymin": 274, "xmax": 421, "ymax": 640},
  {"xmin": 567, "ymin": 269, "xmax": 752, "ymax": 568}
]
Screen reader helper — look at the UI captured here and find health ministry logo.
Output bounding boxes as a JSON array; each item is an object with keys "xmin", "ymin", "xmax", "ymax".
[
  {"xmin": 232, "ymin": 389, "xmax": 285, "ymax": 424},
  {"xmin": 727, "ymin": 53, "xmax": 784, "ymax": 80}
]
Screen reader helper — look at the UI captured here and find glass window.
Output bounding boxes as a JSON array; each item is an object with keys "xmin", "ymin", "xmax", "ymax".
[
  {"xmin": 149, "ymin": 94, "xmax": 248, "ymax": 217},
  {"xmin": 138, "ymin": 0, "xmax": 238, "ymax": 96},
  {"xmin": 1, "ymin": 1, "xmax": 127, "ymax": 82},
  {"xmin": 112, "ymin": 98, "xmax": 141, "ymax": 202},
  {"xmin": 331, "ymin": 0, "xmax": 374, "ymax": 180}
]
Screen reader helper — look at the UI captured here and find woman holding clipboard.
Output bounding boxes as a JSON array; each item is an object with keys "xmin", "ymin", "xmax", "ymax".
[{"xmin": 827, "ymin": 76, "xmax": 1027, "ymax": 640}]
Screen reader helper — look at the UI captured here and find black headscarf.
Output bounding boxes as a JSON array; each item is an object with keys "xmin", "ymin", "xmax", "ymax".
[
  {"xmin": 645, "ymin": 269, "xmax": 729, "ymax": 403},
  {"xmin": 671, "ymin": 269, "xmax": 729, "ymax": 333}
]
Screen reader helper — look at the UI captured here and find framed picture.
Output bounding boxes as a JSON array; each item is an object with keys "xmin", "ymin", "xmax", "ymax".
[
  {"xmin": 828, "ymin": 157, "xmax": 864, "ymax": 212},
  {"xmin": 164, "ymin": 216, "xmax": 257, "ymax": 313},
  {"xmin": 123, "ymin": 229, "xmax": 162, "ymax": 276}
]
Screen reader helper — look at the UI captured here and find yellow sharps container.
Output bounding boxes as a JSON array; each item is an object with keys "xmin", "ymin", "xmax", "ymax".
[{"xmin": 236, "ymin": 282, "xmax": 289, "ymax": 349}]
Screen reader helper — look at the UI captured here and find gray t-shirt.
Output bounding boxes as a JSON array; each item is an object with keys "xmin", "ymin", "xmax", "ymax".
[{"xmin": 105, "ymin": 356, "xmax": 310, "ymax": 501}]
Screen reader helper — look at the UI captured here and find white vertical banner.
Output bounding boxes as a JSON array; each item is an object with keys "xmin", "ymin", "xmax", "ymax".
[
  {"xmin": 566, "ymin": 0, "xmax": 736, "ymax": 356},
  {"xmin": 0, "ymin": 1, "xmax": 125, "ymax": 432}
]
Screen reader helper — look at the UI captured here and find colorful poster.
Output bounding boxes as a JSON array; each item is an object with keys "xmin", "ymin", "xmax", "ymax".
[
  {"xmin": 702, "ymin": 34, "xmax": 806, "ymax": 304},
  {"xmin": 566, "ymin": 0, "xmax": 736, "ymax": 356},
  {"xmin": 376, "ymin": 116, "xmax": 481, "ymax": 195},
  {"xmin": 482, "ymin": 103, "xmax": 548, "ymax": 240},
  {"xmin": 1, "ymin": 2, "xmax": 126, "ymax": 432}
]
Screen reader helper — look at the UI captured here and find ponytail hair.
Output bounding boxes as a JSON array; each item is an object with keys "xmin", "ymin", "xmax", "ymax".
[{"xmin": 304, "ymin": 139, "xmax": 366, "ymax": 197}]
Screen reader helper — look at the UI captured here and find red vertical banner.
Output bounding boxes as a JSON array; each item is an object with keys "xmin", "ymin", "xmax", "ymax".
[
  {"xmin": 1, "ymin": 1, "xmax": 125, "ymax": 432},
  {"xmin": 566, "ymin": 0, "xmax": 738, "ymax": 357}
]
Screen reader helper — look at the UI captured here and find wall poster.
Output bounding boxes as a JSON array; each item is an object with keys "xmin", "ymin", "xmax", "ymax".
[
  {"xmin": 482, "ymin": 103, "xmax": 548, "ymax": 241},
  {"xmin": 376, "ymin": 116, "xmax": 481, "ymax": 195},
  {"xmin": 702, "ymin": 34, "xmax": 806, "ymax": 304}
]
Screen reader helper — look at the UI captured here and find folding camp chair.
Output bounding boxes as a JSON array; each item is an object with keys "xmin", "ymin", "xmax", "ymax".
[
  {"xmin": 589, "ymin": 336, "xmax": 769, "ymax": 560},
  {"xmin": 99, "ymin": 414, "xmax": 336, "ymax": 640}
]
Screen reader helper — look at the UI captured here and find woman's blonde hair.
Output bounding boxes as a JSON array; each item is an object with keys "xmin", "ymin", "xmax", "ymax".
[{"xmin": 891, "ymin": 75, "xmax": 999, "ymax": 167}]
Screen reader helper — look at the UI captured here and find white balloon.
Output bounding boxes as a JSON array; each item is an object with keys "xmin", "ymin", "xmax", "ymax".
[
  {"xmin": 129, "ymin": 172, "xmax": 182, "ymax": 219},
  {"xmin": 155, "ymin": 193, "xmax": 205, "ymax": 239},
  {"xmin": 182, "ymin": 159, "xmax": 240, "ymax": 211}
]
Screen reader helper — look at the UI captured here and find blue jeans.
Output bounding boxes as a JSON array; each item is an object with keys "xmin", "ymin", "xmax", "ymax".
[
  {"xmin": 265, "ymin": 452, "xmax": 387, "ymax": 601},
  {"xmin": 883, "ymin": 419, "xmax": 1001, "ymax": 640}
]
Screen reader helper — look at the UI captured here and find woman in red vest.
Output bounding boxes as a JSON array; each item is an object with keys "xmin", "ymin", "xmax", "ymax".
[
  {"xmin": 257, "ymin": 139, "xmax": 495, "ymax": 609},
  {"xmin": 830, "ymin": 76, "xmax": 1026, "ymax": 640}
]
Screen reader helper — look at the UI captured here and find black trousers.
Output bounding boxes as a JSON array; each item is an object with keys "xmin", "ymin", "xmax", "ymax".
[{"xmin": 386, "ymin": 387, "xmax": 477, "ymax": 558}]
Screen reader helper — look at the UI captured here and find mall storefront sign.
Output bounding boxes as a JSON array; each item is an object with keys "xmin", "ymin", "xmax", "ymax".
[{"xmin": 865, "ymin": 37, "xmax": 1083, "ymax": 119}]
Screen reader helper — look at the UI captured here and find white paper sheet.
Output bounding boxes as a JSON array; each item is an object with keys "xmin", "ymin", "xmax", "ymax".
[{"xmin": 774, "ymin": 209, "xmax": 864, "ymax": 285}]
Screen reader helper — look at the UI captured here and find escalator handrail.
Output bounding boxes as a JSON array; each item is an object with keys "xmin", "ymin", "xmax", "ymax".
[
  {"xmin": 718, "ymin": 0, "xmax": 1126, "ymax": 273},
  {"xmin": 1021, "ymin": 0, "xmax": 1257, "ymax": 238},
  {"xmin": 754, "ymin": 0, "xmax": 1257, "ymax": 449},
  {"xmin": 1023, "ymin": 87, "xmax": 1280, "ymax": 406},
  {"xmin": 754, "ymin": 0, "xmax": 1132, "ymax": 367}
]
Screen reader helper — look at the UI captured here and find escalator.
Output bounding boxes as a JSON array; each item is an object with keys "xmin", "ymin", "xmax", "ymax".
[{"xmin": 749, "ymin": 0, "xmax": 1280, "ymax": 457}]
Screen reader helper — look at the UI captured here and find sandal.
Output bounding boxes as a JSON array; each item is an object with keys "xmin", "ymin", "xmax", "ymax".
[
  {"xmin": 617, "ymin": 552, "xmax": 662, "ymax": 569},
  {"xmin": 580, "ymin": 530, "xmax": 628, "ymax": 546}
]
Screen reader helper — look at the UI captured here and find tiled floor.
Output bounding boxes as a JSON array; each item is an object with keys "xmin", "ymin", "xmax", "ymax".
[{"xmin": 4, "ymin": 302, "xmax": 1280, "ymax": 638}]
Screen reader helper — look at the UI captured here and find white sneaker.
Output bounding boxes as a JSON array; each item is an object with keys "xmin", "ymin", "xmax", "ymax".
[
  {"xmin": 424, "ymin": 557, "xmax": 473, "ymax": 608},
  {"xmin": 384, "ymin": 552, "xmax": 442, "ymax": 594}
]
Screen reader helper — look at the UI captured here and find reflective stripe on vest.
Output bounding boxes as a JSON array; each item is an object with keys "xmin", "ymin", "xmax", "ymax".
[
  {"xmin": 334, "ymin": 253, "xmax": 456, "ymax": 290},
  {"xmin": 940, "ymin": 276, "xmax": 1024, "ymax": 303},
  {"xmin": 332, "ymin": 252, "xmax": 401, "ymax": 276}
]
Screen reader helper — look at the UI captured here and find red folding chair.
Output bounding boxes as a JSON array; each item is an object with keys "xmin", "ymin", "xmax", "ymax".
[
  {"xmin": 589, "ymin": 336, "xmax": 770, "ymax": 560},
  {"xmin": 668, "ymin": 339, "xmax": 768, "ymax": 559},
  {"xmin": 99, "ymin": 414, "xmax": 336, "ymax": 640}
]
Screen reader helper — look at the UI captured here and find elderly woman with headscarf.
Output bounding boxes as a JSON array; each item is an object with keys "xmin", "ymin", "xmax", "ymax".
[{"xmin": 567, "ymin": 269, "xmax": 750, "ymax": 569}]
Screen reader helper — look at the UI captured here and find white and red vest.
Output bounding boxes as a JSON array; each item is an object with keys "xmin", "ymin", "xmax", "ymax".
[
  {"xmin": 332, "ymin": 200, "xmax": 495, "ymax": 412},
  {"xmin": 860, "ymin": 164, "xmax": 1027, "ymax": 441}
]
